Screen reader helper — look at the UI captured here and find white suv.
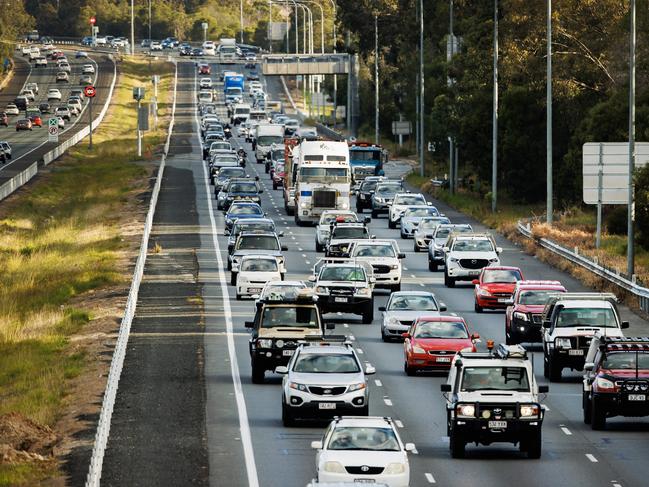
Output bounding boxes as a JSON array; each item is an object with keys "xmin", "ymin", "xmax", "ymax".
[
  {"xmin": 387, "ymin": 193, "xmax": 431, "ymax": 229},
  {"xmin": 276, "ymin": 339, "xmax": 375, "ymax": 425},
  {"xmin": 350, "ymin": 240, "xmax": 405, "ymax": 292},
  {"xmin": 312, "ymin": 416, "xmax": 414, "ymax": 487},
  {"xmin": 315, "ymin": 210, "xmax": 361, "ymax": 252},
  {"xmin": 443, "ymin": 234, "xmax": 501, "ymax": 287}
]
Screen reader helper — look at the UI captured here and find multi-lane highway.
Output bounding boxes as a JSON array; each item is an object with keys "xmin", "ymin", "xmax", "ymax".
[{"xmin": 99, "ymin": 60, "xmax": 649, "ymax": 487}]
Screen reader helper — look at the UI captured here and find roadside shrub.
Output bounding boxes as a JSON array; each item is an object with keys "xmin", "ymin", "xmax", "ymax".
[{"xmin": 605, "ymin": 206, "xmax": 627, "ymax": 235}]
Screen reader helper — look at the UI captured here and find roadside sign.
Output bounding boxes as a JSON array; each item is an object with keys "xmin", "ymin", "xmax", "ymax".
[
  {"xmin": 90, "ymin": 16, "xmax": 96, "ymax": 25},
  {"xmin": 391, "ymin": 121, "xmax": 412, "ymax": 135},
  {"xmin": 582, "ymin": 142, "xmax": 649, "ymax": 204},
  {"xmin": 84, "ymin": 85, "xmax": 96, "ymax": 98},
  {"xmin": 48, "ymin": 118, "xmax": 58, "ymax": 142},
  {"xmin": 133, "ymin": 87, "xmax": 145, "ymax": 101},
  {"xmin": 138, "ymin": 105, "xmax": 149, "ymax": 131}
]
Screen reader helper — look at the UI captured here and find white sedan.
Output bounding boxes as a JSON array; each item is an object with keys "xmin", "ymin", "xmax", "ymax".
[
  {"xmin": 35, "ymin": 57, "xmax": 47, "ymax": 67},
  {"xmin": 56, "ymin": 116, "xmax": 65, "ymax": 129},
  {"xmin": 5, "ymin": 104, "xmax": 19, "ymax": 116},
  {"xmin": 82, "ymin": 64, "xmax": 95, "ymax": 74},
  {"xmin": 235, "ymin": 255, "xmax": 282, "ymax": 300},
  {"xmin": 47, "ymin": 89, "xmax": 62, "ymax": 101}
]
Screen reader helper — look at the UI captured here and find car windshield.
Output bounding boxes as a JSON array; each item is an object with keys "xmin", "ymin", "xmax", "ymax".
[
  {"xmin": 354, "ymin": 245, "xmax": 395, "ymax": 258},
  {"xmin": 320, "ymin": 213, "xmax": 356, "ymax": 224},
  {"xmin": 260, "ymin": 306, "xmax": 319, "ymax": 328},
  {"xmin": 320, "ymin": 267, "xmax": 366, "ymax": 282},
  {"xmin": 419, "ymin": 219, "xmax": 446, "ymax": 230},
  {"xmin": 332, "ymin": 227, "xmax": 367, "ymax": 239},
  {"xmin": 453, "ymin": 240, "xmax": 494, "ymax": 252},
  {"xmin": 518, "ymin": 290, "xmax": 562, "ymax": 305},
  {"xmin": 483, "ymin": 269, "xmax": 522, "ymax": 284},
  {"xmin": 218, "ymin": 168, "xmax": 245, "ymax": 178},
  {"xmin": 394, "ymin": 195, "xmax": 426, "ymax": 205},
  {"xmin": 229, "ymin": 205, "xmax": 262, "ymax": 216},
  {"xmin": 327, "ymin": 427, "xmax": 400, "ymax": 452},
  {"xmin": 293, "ymin": 353, "xmax": 360, "ymax": 373},
  {"xmin": 360, "ymin": 180, "xmax": 379, "ymax": 191},
  {"xmin": 404, "ymin": 207, "xmax": 437, "ymax": 217},
  {"xmin": 601, "ymin": 352, "xmax": 649, "ymax": 370},
  {"xmin": 461, "ymin": 367, "xmax": 530, "ymax": 392},
  {"xmin": 389, "ymin": 295, "xmax": 438, "ymax": 311},
  {"xmin": 229, "ymin": 182, "xmax": 258, "ymax": 193},
  {"xmin": 241, "ymin": 259, "xmax": 277, "ymax": 272},
  {"xmin": 233, "ymin": 222, "xmax": 275, "ymax": 235},
  {"xmin": 299, "ymin": 167, "xmax": 349, "ymax": 182},
  {"xmin": 413, "ymin": 321, "xmax": 468, "ymax": 339},
  {"xmin": 351, "ymin": 149, "xmax": 381, "ymax": 161},
  {"xmin": 215, "ymin": 156, "xmax": 238, "ymax": 164},
  {"xmin": 376, "ymin": 184, "xmax": 401, "ymax": 195},
  {"xmin": 257, "ymin": 135, "xmax": 284, "ymax": 146},
  {"xmin": 556, "ymin": 307, "xmax": 618, "ymax": 328},
  {"xmin": 237, "ymin": 235, "xmax": 279, "ymax": 250},
  {"xmin": 271, "ymin": 149, "xmax": 284, "ymax": 160}
]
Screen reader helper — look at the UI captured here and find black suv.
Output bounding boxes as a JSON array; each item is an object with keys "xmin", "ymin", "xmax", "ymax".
[
  {"xmin": 370, "ymin": 180, "xmax": 405, "ymax": 218},
  {"xmin": 218, "ymin": 178, "xmax": 263, "ymax": 211},
  {"xmin": 355, "ymin": 176, "xmax": 385, "ymax": 213}
]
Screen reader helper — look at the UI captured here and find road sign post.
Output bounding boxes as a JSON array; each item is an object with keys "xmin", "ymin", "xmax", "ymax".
[
  {"xmin": 48, "ymin": 118, "xmax": 58, "ymax": 143},
  {"xmin": 84, "ymin": 85, "xmax": 96, "ymax": 150},
  {"xmin": 133, "ymin": 87, "xmax": 146, "ymax": 157}
]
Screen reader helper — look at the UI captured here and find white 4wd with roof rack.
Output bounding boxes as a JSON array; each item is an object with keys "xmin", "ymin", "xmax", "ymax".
[
  {"xmin": 443, "ymin": 233, "xmax": 501, "ymax": 287},
  {"xmin": 387, "ymin": 192, "xmax": 432, "ymax": 229},
  {"xmin": 441, "ymin": 343, "xmax": 549, "ymax": 459},
  {"xmin": 541, "ymin": 293, "xmax": 629, "ymax": 382},
  {"xmin": 348, "ymin": 240, "xmax": 405, "ymax": 292}
]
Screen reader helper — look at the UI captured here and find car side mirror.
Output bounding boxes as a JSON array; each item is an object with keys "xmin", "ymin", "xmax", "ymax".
[
  {"xmin": 365, "ymin": 365, "xmax": 376, "ymax": 375},
  {"xmin": 326, "ymin": 323, "xmax": 335, "ymax": 330},
  {"xmin": 621, "ymin": 321, "xmax": 630, "ymax": 329},
  {"xmin": 538, "ymin": 385, "xmax": 549, "ymax": 394},
  {"xmin": 398, "ymin": 253, "xmax": 406, "ymax": 259},
  {"xmin": 369, "ymin": 277, "xmax": 376, "ymax": 283},
  {"xmin": 404, "ymin": 443, "xmax": 416, "ymax": 452},
  {"xmin": 401, "ymin": 332, "xmax": 410, "ymax": 339},
  {"xmin": 496, "ymin": 247, "xmax": 503, "ymax": 254},
  {"xmin": 439, "ymin": 303, "xmax": 447, "ymax": 311},
  {"xmin": 364, "ymin": 217, "xmax": 371, "ymax": 224},
  {"xmin": 427, "ymin": 202, "xmax": 432, "ymax": 206},
  {"xmin": 472, "ymin": 279, "xmax": 479, "ymax": 285},
  {"xmin": 378, "ymin": 306, "xmax": 386, "ymax": 312},
  {"xmin": 224, "ymin": 230, "xmax": 230, "ymax": 236},
  {"xmin": 244, "ymin": 320, "xmax": 255, "ymax": 328},
  {"xmin": 254, "ymin": 175, "xmax": 259, "ymax": 181},
  {"xmin": 443, "ymin": 247, "xmax": 450, "ymax": 253},
  {"xmin": 277, "ymin": 231, "xmax": 284, "ymax": 237},
  {"xmin": 542, "ymin": 320, "xmax": 551, "ymax": 329},
  {"xmin": 440, "ymin": 384, "xmax": 452, "ymax": 392},
  {"xmin": 311, "ymin": 440, "xmax": 323, "ymax": 450},
  {"xmin": 583, "ymin": 362, "xmax": 594, "ymax": 372},
  {"xmin": 308, "ymin": 275, "xmax": 316, "ymax": 282},
  {"xmin": 258, "ymin": 188, "xmax": 264, "ymax": 193},
  {"xmin": 472, "ymin": 333, "xmax": 480, "ymax": 340},
  {"xmin": 281, "ymin": 245, "xmax": 288, "ymax": 251},
  {"xmin": 274, "ymin": 366, "xmax": 288, "ymax": 374},
  {"xmin": 370, "ymin": 234, "xmax": 376, "ymax": 239},
  {"xmin": 504, "ymin": 298, "xmax": 514, "ymax": 306}
]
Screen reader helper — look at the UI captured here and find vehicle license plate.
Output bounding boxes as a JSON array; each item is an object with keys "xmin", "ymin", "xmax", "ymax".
[
  {"xmin": 469, "ymin": 270, "xmax": 480, "ymax": 276},
  {"xmin": 568, "ymin": 349, "xmax": 584, "ymax": 356},
  {"xmin": 628, "ymin": 394, "xmax": 646, "ymax": 401},
  {"xmin": 249, "ymin": 288, "xmax": 261, "ymax": 293},
  {"xmin": 488, "ymin": 420, "xmax": 507, "ymax": 429},
  {"xmin": 436, "ymin": 357, "xmax": 451, "ymax": 363},
  {"xmin": 282, "ymin": 350, "xmax": 294, "ymax": 356},
  {"xmin": 319, "ymin": 403, "xmax": 336, "ymax": 410},
  {"xmin": 354, "ymin": 480, "xmax": 375, "ymax": 483},
  {"xmin": 334, "ymin": 297, "xmax": 348, "ymax": 303},
  {"xmin": 498, "ymin": 298, "xmax": 508, "ymax": 303}
]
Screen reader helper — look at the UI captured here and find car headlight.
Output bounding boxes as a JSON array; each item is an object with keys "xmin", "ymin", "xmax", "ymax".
[
  {"xmin": 340, "ymin": 202, "xmax": 349, "ymax": 209},
  {"xmin": 513, "ymin": 311, "xmax": 529, "ymax": 321},
  {"xmin": 375, "ymin": 197, "xmax": 384, "ymax": 203},
  {"xmin": 355, "ymin": 287, "xmax": 371, "ymax": 296},
  {"xmin": 257, "ymin": 339, "xmax": 273, "ymax": 348},
  {"xmin": 477, "ymin": 288, "xmax": 492, "ymax": 297},
  {"xmin": 460, "ymin": 346, "xmax": 474, "ymax": 353},
  {"xmin": 323, "ymin": 461, "xmax": 346, "ymax": 473},
  {"xmin": 384, "ymin": 463, "xmax": 406, "ymax": 474},
  {"xmin": 520, "ymin": 404, "xmax": 539, "ymax": 418},
  {"xmin": 449, "ymin": 257, "xmax": 459, "ymax": 263},
  {"xmin": 348, "ymin": 383, "xmax": 366, "ymax": 392},
  {"xmin": 315, "ymin": 286, "xmax": 328, "ymax": 294},
  {"xmin": 289, "ymin": 382, "xmax": 308, "ymax": 391},
  {"xmin": 456, "ymin": 404, "xmax": 476, "ymax": 418},
  {"xmin": 387, "ymin": 317, "xmax": 401, "ymax": 327},
  {"xmin": 595, "ymin": 376, "xmax": 616, "ymax": 390},
  {"xmin": 489, "ymin": 257, "xmax": 499, "ymax": 263},
  {"xmin": 300, "ymin": 202, "xmax": 308, "ymax": 208},
  {"xmin": 412, "ymin": 345, "xmax": 426, "ymax": 354},
  {"xmin": 555, "ymin": 337, "xmax": 572, "ymax": 349}
]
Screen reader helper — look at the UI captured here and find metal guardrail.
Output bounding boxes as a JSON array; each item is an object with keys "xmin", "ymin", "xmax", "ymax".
[
  {"xmin": 84, "ymin": 60, "xmax": 178, "ymax": 487},
  {"xmin": 516, "ymin": 219, "xmax": 649, "ymax": 312}
]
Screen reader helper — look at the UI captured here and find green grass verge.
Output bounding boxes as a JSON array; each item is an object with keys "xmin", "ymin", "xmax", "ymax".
[{"xmin": 0, "ymin": 56, "xmax": 173, "ymax": 485}]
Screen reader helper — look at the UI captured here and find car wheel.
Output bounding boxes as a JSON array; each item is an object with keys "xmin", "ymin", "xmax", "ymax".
[
  {"xmin": 315, "ymin": 240, "xmax": 324, "ymax": 253},
  {"xmin": 590, "ymin": 398, "xmax": 606, "ymax": 430},
  {"xmin": 414, "ymin": 243, "xmax": 420, "ymax": 252},
  {"xmin": 583, "ymin": 391, "xmax": 592, "ymax": 424},
  {"xmin": 428, "ymin": 260, "xmax": 437, "ymax": 272},
  {"xmin": 391, "ymin": 283, "xmax": 401, "ymax": 293},
  {"xmin": 474, "ymin": 301, "xmax": 483, "ymax": 313},
  {"xmin": 282, "ymin": 401, "xmax": 296, "ymax": 426},
  {"xmin": 524, "ymin": 430, "xmax": 542, "ymax": 459},
  {"xmin": 358, "ymin": 405, "xmax": 369, "ymax": 416},
  {"xmin": 251, "ymin": 359, "xmax": 265, "ymax": 384},
  {"xmin": 381, "ymin": 328, "xmax": 390, "ymax": 342},
  {"xmin": 230, "ymin": 272, "xmax": 237, "ymax": 286},
  {"xmin": 543, "ymin": 354, "xmax": 549, "ymax": 379},
  {"xmin": 444, "ymin": 273, "xmax": 455, "ymax": 288},
  {"xmin": 388, "ymin": 219, "xmax": 396, "ymax": 229},
  {"xmin": 265, "ymin": 165, "xmax": 269, "ymax": 174},
  {"xmin": 371, "ymin": 210, "xmax": 378, "ymax": 218},
  {"xmin": 356, "ymin": 205, "xmax": 363, "ymax": 214},
  {"xmin": 362, "ymin": 302, "xmax": 374, "ymax": 324},
  {"xmin": 400, "ymin": 229, "xmax": 406, "ymax": 239},
  {"xmin": 404, "ymin": 361, "xmax": 416, "ymax": 376},
  {"xmin": 548, "ymin": 356, "xmax": 562, "ymax": 382},
  {"xmin": 506, "ymin": 331, "xmax": 518, "ymax": 345},
  {"xmin": 236, "ymin": 293, "xmax": 242, "ymax": 300},
  {"xmin": 273, "ymin": 182, "xmax": 278, "ymax": 190},
  {"xmin": 449, "ymin": 433, "xmax": 465, "ymax": 458}
]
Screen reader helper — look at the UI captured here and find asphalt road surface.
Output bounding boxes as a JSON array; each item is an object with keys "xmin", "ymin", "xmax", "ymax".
[{"xmin": 100, "ymin": 59, "xmax": 649, "ymax": 487}]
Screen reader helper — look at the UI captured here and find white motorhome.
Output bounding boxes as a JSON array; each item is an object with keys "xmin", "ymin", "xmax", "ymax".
[
  {"xmin": 219, "ymin": 38, "xmax": 237, "ymax": 62},
  {"xmin": 254, "ymin": 123, "xmax": 285, "ymax": 162},
  {"xmin": 293, "ymin": 140, "xmax": 351, "ymax": 226}
]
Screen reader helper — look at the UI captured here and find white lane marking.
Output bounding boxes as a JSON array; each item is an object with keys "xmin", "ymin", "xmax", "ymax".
[
  {"xmin": 301, "ymin": 253, "xmax": 306, "ymax": 257},
  {"xmin": 410, "ymin": 274, "xmax": 416, "ymax": 279},
  {"xmin": 403, "ymin": 267, "xmax": 408, "ymax": 271},
  {"xmin": 305, "ymin": 260, "xmax": 310, "ymax": 265},
  {"xmin": 586, "ymin": 453, "xmax": 598, "ymax": 463},
  {"xmin": 394, "ymin": 419, "xmax": 403, "ymax": 428},
  {"xmin": 425, "ymin": 473, "xmax": 435, "ymax": 483},
  {"xmin": 560, "ymin": 426, "xmax": 572, "ymax": 436},
  {"xmin": 612, "ymin": 483, "xmax": 622, "ymax": 487},
  {"xmin": 383, "ymin": 398, "xmax": 393, "ymax": 406},
  {"xmin": 348, "ymin": 335, "xmax": 355, "ymax": 341},
  {"xmin": 419, "ymin": 283, "xmax": 425, "ymax": 287},
  {"xmin": 374, "ymin": 379, "xmax": 382, "ymax": 387},
  {"xmin": 356, "ymin": 348, "xmax": 364, "ymax": 354},
  {"xmin": 195, "ymin": 75, "xmax": 259, "ymax": 487}
]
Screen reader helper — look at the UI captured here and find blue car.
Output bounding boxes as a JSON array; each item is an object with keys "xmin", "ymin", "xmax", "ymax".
[{"xmin": 224, "ymin": 202, "xmax": 265, "ymax": 232}]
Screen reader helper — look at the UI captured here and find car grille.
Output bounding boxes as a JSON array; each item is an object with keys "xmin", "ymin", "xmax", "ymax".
[
  {"xmin": 492, "ymin": 292, "xmax": 512, "ymax": 298},
  {"xmin": 428, "ymin": 350, "xmax": 455, "ymax": 355},
  {"xmin": 576, "ymin": 336, "xmax": 593, "ymax": 349},
  {"xmin": 313, "ymin": 190, "xmax": 336, "ymax": 208},
  {"xmin": 273, "ymin": 340, "xmax": 297, "ymax": 349},
  {"xmin": 399, "ymin": 320, "xmax": 414, "ymax": 327},
  {"xmin": 345, "ymin": 466, "xmax": 384, "ymax": 475},
  {"xmin": 531, "ymin": 314, "xmax": 542, "ymax": 324},
  {"xmin": 477, "ymin": 403, "xmax": 518, "ymax": 420},
  {"xmin": 372, "ymin": 264, "xmax": 391, "ymax": 274},
  {"xmin": 459, "ymin": 258, "xmax": 489, "ymax": 269},
  {"xmin": 619, "ymin": 380, "xmax": 649, "ymax": 392},
  {"xmin": 330, "ymin": 287, "xmax": 354, "ymax": 296},
  {"xmin": 308, "ymin": 386, "xmax": 347, "ymax": 395}
]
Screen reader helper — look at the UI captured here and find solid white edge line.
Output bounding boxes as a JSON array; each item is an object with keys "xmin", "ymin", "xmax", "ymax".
[{"xmin": 195, "ymin": 70, "xmax": 260, "ymax": 487}]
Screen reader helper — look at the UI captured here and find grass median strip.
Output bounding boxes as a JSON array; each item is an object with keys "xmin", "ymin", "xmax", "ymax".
[{"xmin": 0, "ymin": 56, "xmax": 173, "ymax": 485}]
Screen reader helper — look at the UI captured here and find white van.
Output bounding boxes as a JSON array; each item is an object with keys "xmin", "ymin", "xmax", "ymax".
[
  {"xmin": 202, "ymin": 41, "xmax": 216, "ymax": 56},
  {"xmin": 198, "ymin": 90, "xmax": 214, "ymax": 103}
]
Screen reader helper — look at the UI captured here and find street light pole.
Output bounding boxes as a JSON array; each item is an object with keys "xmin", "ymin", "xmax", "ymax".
[
  {"xmin": 375, "ymin": 14, "xmax": 379, "ymax": 145},
  {"xmin": 546, "ymin": 0, "xmax": 553, "ymax": 224},
  {"xmin": 492, "ymin": 0, "xmax": 498, "ymax": 212},
  {"xmin": 419, "ymin": 0, "xmax": 424, "ymax": 177},
  {"xmin": 130, "ymin": 0, "xmax": 135, "ymax": 55},
  {"xmin": 240, "ymin": 0, "xmax": 244, "ymax": 43},
  {"xmin": 148, "ymin": 0, "xmax": 152, "ymax": 42},
  {"xmin": 628, "ymin": 0, "xmax": 636, "ymax": 276},
  {"xmin": 269, "ymin": 0, "xmax": 273, "ymax": 53}
]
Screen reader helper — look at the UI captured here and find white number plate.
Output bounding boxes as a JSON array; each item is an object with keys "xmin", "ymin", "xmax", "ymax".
[
  {"xmin": 249, "ymin": 288, "xmax": 262, "ymax": 293},
  {"xmin": 334, "ymin": 297, "xmax": 348, "ymax": 303},
  {"xmin": 436, "ymin": 357, "xmax": 451, "ymax": 363},
  {"xmin": 498, "ymin": 298, "xmax": 508, "ymax": 303},
  {"xmin": 628, "ymin": 394, "xmax": 646, "ymax": 401},
  {"xmin": 318, "ymin": 403, "xmax": 336, "ymax": 410},
  {"xmin": 568, "ymin": 349, "xmax": 584, "ymax": 356},
  {"xmin": 354, "ymin": 481, "xmax": 375, "ymax": 484},
  {"xmin": 282, "ymin": 350, "xmax": 294, "ymax": 356},
  {"xmin": 488, "ymin": 420, "xmax": 507, "ymax": 429},
  {"xmin": 469, "ymin": 270, "xmax": 480, "ymax": 276}
]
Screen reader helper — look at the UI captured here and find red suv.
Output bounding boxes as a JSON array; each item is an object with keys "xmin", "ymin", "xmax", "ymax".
[
  {"xmin": 29, "ymin": 115, "xmax": 42, "ymax": 127},
  {"xmin": 583, "ymin": 335, "xmax": 649, "ymax": 430},
  {"xmin": 403, "ymin": 316, "xmax": 478, "ymax": 375},
  {"xmin": 0, "ymin": 112, "xmax": 8, "ymax": 126},
  {"xmin": 473, "ymin": 266, "xmax": 523, "ymax": 313},
  {"xmin": 504, "ymin": 280, "xmax": 566, "ymax": 344}
]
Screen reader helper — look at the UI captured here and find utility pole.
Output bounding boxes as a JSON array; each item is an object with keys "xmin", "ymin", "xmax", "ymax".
[
  {"xmin": 449, "ymin": 0, "xmax": 455, "ymax": 193},
  {"xmin": 546, "ymin": 0, "xmax": 553, "ymax": 223},
  {"xmin": 269, "ymin": 0, "xmax": 273, "ymax": 53},
  {"xmin": 130, "ymin": 0, "xmax": 135, "ymax": 55},
  {"xmin": 240, "ymin": 0, "xmax": 245, "ymax": 43},
  {"xmin": 419, "ymin": 0, "xmax": 424, "ymax": 177},
  {"xmin": 375, "ymin": 14, "xmax": 379, "ymax": 145},
  {"xmin": 628, "ymin": 0, "xmax": 636, "ymax": 276},
  {"xmin": 148, "ymin": 0, "xmax": 152, "ymax": 42},
  {"xmin": 491, "ymin": 0, "xmax": 498, "ymax": 212}
]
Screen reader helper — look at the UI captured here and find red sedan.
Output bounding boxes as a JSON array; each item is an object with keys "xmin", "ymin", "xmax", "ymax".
[
  {"xmin": 15, "ymin": 118, "xmax": 32, "ymax": 131},
  {"xmin": 403, "ymin": 316, "xmax": 479, "ymax": 375},
  {"xmin": 272, "ymin": 163, "xmax": 285, "ymax": 190},
  {"xmin": 473, "ymin": 266, "xmax": 523, "ymax": 313},
  {"xmin": 29, "ymin": 115, "xmax": 42, "ymax": 127}
]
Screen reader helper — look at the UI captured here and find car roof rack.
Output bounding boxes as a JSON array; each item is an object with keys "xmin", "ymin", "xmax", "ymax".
[
  {"xmin": 298, "ymin": 335, "xmax": 353, "ymax": 347},
  {"xmin": 496, "ymin": 344, "xmax": 528, "ymax": 359},
  {"xmin": 597, "ymin": 336, "xmax": 649, "ymax": 352},
  {"xmin": 516, "ymin": 280, "xmax": 564, "ymax": 287},
  {"xmin": 260, "ymin": 288, "xmax": 318, "ymax": 304},
  {"xmin": 549, "ymin": 292, "xmax": 618, "ymax": 303}
]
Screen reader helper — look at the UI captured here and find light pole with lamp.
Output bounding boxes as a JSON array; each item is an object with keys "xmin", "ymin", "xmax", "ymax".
[
  {"xmin": 419, "ymin": 0, "xmax": 424, "ymax": 177},
  {"xmin": 546, "ymin": 0, "xmax": 553, "ymax": 223},
  {"xmin": 491, "ymin": 0, "xmax": 498, "ymax": 212},
  {"xmin": 374, "ymin": 13, "xmax": 379, "ymax": 145}
]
